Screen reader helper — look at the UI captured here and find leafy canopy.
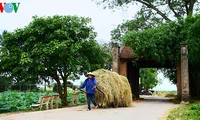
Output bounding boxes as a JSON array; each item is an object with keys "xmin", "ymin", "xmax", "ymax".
[
  {"xmin": 0, "ymin": 15, "xmax": 111, "ymax": 106},
  {"xmin": 95, "ymin": 0, "xmax": 200, "ymax": 97},
  {"xmin": 95, "ymin": 0, "xmax": 199, "ymax": 20},
  {"xmin": 121, "ymin": 21, "xmax": 183, "ymax": 64},
  {"xmin": 140, "ymin": 68, "xmax": 159, "ymax": 89},
  {"xmin": 96, "ymin": 0, "xmax": 199, "ymax": 43},
  {"xmin": 0, "ymin": 15, "xmax": 110, "ymax": 80},
  {"xmin": 122, "ymin": 15, "xmax": 200, "ymax": 83}
]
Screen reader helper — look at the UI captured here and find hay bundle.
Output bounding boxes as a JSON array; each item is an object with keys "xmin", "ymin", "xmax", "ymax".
[{"xmin": 92, "ymin": 69, "xmax": 132, "ymax": 108}]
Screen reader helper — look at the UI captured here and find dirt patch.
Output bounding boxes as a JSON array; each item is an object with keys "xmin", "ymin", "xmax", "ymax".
[{"xmin": 0, "ymin": 111, "xmax": 29, "ymax": 117}]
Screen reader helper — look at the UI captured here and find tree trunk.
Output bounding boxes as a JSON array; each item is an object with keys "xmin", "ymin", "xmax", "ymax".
[
  {"xmin": 62, "ymin": 79, "xmax": 67, "ymax": 106},
  {"xmin": 57, "ymin": 81, "xmax": 67, "ymax": 107},
  {"xmin": 52, "ymin": 73, "xmax": 67, "ymax": 107},
  {"xmin": 60, "ymin": 93, "xmax": 67, "ymax": 107},
  {"xmin": 187, "ymin": 0, "xmax": 196, "ymax": 16}
]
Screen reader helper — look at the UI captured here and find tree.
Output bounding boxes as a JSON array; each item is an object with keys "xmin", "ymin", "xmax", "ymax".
[
  {"xmin": 122, "ymin": 20, "xmax": 183, "ymax": 63},
  {"xmin": 121, "ymin": 15, "xmax": 200, "ymax": 97},
  {"xmin": 102, "ymin": 42, "xmax": 113, "ymax": 69},
  {"xmin": 95, "ymin": 0, "xmax": 200, "ymax": 97},
  {"xmin": 0, "ymin": 76, "xmax": 12, "ymax": 92},
  {"xmin": 95, "ymin": 0, "xmax": 199, "ymax": 20},
  {"xmin": 140, "ymin": 68, "xmax": 159, "ymax": 90},
  {"xmin": 95, "ymin": 0, "xmax": 199, "ymax": 43},
  {"xmin": 0, "ymin": 15, "xmax": 111, "ymax": 106},
  {"xmin": 184, "ymin": 15, "xmax": 200, "ymax": 97},
  {"xmin": 111, "ymin": 12, "xmax": 163, "ymax": 42}
]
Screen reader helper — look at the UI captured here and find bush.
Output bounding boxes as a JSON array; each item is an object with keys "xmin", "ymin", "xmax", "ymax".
[
  {"xmin": 0, "ymin": 91, "xmax": 86, "ymax": 114},
  {"xmin": 66, "ymin": 89, "xmax": 86, "ymax": 105}
]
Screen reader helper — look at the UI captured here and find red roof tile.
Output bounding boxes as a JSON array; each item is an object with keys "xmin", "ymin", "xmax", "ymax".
[{"xmin": 119, "ymin": 46, "xmax": 133, "ymax": 59}]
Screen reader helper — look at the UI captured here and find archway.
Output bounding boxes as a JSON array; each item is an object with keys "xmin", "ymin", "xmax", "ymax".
[{"xmin": 112, "ymin": 44, "xmax": 190, "ymax": 101}]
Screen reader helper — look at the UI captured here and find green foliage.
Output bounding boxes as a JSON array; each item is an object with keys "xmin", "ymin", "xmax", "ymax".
[
  {"xmin": 119, "ymin": 15, "xmax": 200, "ymax": 85},
  {"xmin": 95, "ymin": 0, "xmax": 199, "ymax": 20},
  {"xmin": 140, "ymin": 68, "xmax": 158, "ymax": 89},
  {"xmin": 96, "ymin": 0, "xmax": 199, "ymax": 67},
  {"xmin": 53, "ymin": 83, "xmax": 59, "ymax": 93},
  {"xmin": 101, "ymin": 42, "xmax": 113, "ymax": 69},
  {"xmin": 167, "ymin": 103, "xmax": 200, "ymax": 120},
  {"xmin": 186, "ymin": 15, "xmax": 200, "ymax": 65},
  {"xmin": 97, "ymin": 0, "xmax": 199, "ymax": 45},
  {"xmin": 0, "ymin": 91, "xmax": 86, "ymax": 114},
  {"xmin": 96, "ymin": 0, "xmax": 200, "ymax": 98},
  {"xmin": 66, "ymin": 90, "xmax": 86, "ymax": 105},
  {"xmin": 111, "ymin": 10, "xmax": 163, "ymax": 42},
  {"xmin": 122, "ymin": 21, "xmax": 182, "ymax": 64},
  {"xmin": 0, "ymin": 91, "xmax": 46, "ymax": 113},
  {"xmin": 78, "ymin": 93, "xmax": 86, "ymax": 103},
  {"xmin": 161, "ymin": 68, "xmax": 177, "ymax": 84},
  {"xmin": 0, "ymin": 15, "xmax": 110, "ymax": 82},
  {"xmin": 0, "ymin": 15, "xmax": 111, "ymax": 106},
  {"xmin": 0, "ymin": 75, "xmax": 12, "ymax": 92}
]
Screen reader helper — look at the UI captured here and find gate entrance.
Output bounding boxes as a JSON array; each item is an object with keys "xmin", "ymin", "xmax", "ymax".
[{"xmin": 112, "ymin": 44, "xmax": 190, "ymax": 101}]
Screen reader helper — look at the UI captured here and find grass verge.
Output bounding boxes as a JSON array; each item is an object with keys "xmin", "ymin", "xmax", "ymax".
[{"xmin": 167, "ymin": 101, "xmax": 200, "ymax": 120}]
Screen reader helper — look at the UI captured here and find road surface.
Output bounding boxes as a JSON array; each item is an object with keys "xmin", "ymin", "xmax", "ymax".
[{"xmin": 0, "ymin": 96, "xmax": 180, "ymax": 120}]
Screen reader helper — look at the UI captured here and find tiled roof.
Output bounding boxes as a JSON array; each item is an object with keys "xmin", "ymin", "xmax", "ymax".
[{"xmin": 119, "ymin": 46, "xmax": 133, "ymax": 59}]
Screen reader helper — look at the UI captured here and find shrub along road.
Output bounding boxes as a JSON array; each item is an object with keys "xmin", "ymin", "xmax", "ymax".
[{"xmin": 0, "ymin": 96, "xmax": 180, "ymax": 120}]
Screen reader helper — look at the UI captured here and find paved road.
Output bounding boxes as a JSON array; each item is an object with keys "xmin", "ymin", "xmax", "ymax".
[{"xmin": 0, "ymin": 96, "xmax": 180, "ymax": 120}]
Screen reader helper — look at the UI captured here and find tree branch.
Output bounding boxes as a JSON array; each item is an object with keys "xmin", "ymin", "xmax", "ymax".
[
  {"xmin": 51, "ymin": 71, "xmax": 59, "ymax": 82},
  {"xmin": 58, "ymin": 69, "xmax": 64, "ymax": 80},
  {"xmin": 168, "ymin": 0, "xmax": 181, "ymax": 18},
  {"xmin": 185, "ymin": 0, "xmax": 189, "ymax": 15},
  {"xmin": 58, "ymin": 70, "xmax": 68, "ymax": 96},
  {"xmin": 187, "ymin": 0, "xmax": 196, "ymax": 15},
  {"xmin": 136, "ymin": 0, "xmax": 172, "ymax": 21}
]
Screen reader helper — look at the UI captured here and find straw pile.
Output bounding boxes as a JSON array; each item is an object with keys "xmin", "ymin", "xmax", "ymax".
[{"xmin": 92, "ymin": 69, "xmax": 132, "ymax": 108}]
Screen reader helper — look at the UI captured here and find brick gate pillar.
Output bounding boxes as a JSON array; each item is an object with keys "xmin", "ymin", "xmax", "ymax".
[
  {"xmin": 119, "ymin": 60, "xmax": 127, "ymax": 77},
  {"xmin": 181, "ymin": 43, "xmax": 190, "ymax": 102},
  {"xmin": 112, "ymin": 43, "xmax": 120, "ymax": 73}
]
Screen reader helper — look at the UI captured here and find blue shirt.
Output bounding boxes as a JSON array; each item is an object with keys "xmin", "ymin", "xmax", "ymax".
[{"xmin": 80, "ymin": 78, "xmax": 97, "ymax": 94}]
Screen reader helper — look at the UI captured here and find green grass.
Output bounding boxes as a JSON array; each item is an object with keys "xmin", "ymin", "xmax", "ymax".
[{"xmin": 167, "ymin": 102, "xmax": 200, "ymax": 120}]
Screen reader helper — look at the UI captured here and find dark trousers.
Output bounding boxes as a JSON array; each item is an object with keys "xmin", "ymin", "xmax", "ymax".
[{"xmin": 86, "ymin": 93, "xmax": 97, "ymax": 110}]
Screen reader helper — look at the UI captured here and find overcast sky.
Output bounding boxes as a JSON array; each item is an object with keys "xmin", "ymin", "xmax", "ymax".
[{"xmin": 0, "ymin": 0, "xmax": 140, "ymax": 43}]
